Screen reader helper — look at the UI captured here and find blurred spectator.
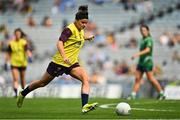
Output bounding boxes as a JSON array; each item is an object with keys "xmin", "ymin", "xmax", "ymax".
[
  {"xmin": 51, "ymin": 0, "xmax": 60, "ymax": 15},
  {"xmin": 58, "ymin": 0, "xmax": 76, "ymax": 13},
  {"xmin": 168, "ymin": 33, "xmax": 177, "ymax": 48},
  {"xmin": 103, "ymin": 56, "xmax": 113, "ymax": 70},
  {"xmin": 172, "ymin": 50, "xmax": 180, "ymax": 63},
  {"xmin": 93, "ymin": 29, "xmax": 106, "ymax": 47},
  {"xmin": 85, "ymin": 20, "xmax": 97, "ymax": 35},
  {"xmin": 90, "ymin": 70, "xmax": 107, "ymax": 85},
  {"xmin": 106, "ymin": 32, "xmax": 118, "ymax": 50},
  {"xmin": 91, "ymin": 0, "xmax": 104, "ymax": 5},
  {"xmin": 113, "ymin": 60, "xmax": 129, "ymax": 75},
  {"xmin": 21, "ymin": 1, "xmax": 33, "ymax": 14},
  {"xmin": 26, "ymin": 16, "xmax": 36, "ymax": 27},
  {"xmin": 62, "ymin": 19, "xmax": 68, "ymax": 29},
  {"xmin": 143, "ymin": 0, "xmax": 153, "ymax": 14},
  {"xmin": 14, "ymin": 0, "xmax": 33, "ymax": 14},
  {"xmin": 121, "ymin": 0, "xmax": 136, "ymax": 12},
  {"xmin": 0, "ymin": 24, "xmax": 10, "ymax": 51},
  {"xmin": 0, "ymin": 41, "xmax": 2, "ymax": 50},
  {"xmin": 0, "ymin": 1, "xmax": 6, "ymax": 13},
  {"xmin": 125, "ymin": 36, "xmax": 138, "ymax": 48},
  {"xmin": 0, "ymin": 0, "xmax": 34, "ymax": 14},
  {"xmin": 41, "ymin": 16, "xmax": 53, "ymax": 27},
  {"xmin": 173, "ymin": 33, "xmax": 180, "ymax": 45},
  {"xmin": 159, "ymin": 32, "xmax": 170, "ymax": 46},
  {"xmin": 89, "ymin": 0, "xmax": 112, "ymax": 5},
  {"xmin": 87, "ymin": 49, "xmax": 107, "ymax": 70}
]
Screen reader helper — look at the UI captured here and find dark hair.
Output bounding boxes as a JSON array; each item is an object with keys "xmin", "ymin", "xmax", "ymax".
[
  {"xmin": 140, "ymin": 24, "xmax": 150, "ymax": 31},
  {"xmin": 78, "ymin": 5, "xmax": 88, "ymax": 12},
  {"xmin": 140, "ymin": 24, "xmax": 151, "ymax": 37},
  {"xmin": 14, "ymin": 28, "xmax": 26, "ymax": 38},
  {"xmin": 75, "ymin": 5, "xmax": 88, "ymax": 20}
]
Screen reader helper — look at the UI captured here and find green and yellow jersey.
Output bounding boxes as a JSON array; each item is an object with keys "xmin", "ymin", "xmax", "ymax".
[
  {"xmin": 8, "ymin": 38, "xmax": 28, "ymax": 67},
  {"xmin": 52, "ymin": 23, "xmax": 85, "ymax": 67},
  {"xmin": 138, "ymin": 36, "xmax": 153, "ymax": 68}
]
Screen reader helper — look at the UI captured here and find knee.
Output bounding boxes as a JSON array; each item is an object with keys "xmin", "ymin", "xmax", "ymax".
[
  {"xmin": 148, "ymin": 76, "xmax": 156, "ymax": 82},
  {"xmin": 135, "ymin": 77, "xmax": 141, "ymax": 83},
  {"xmin": 81, "ymin": 76, "xmax": 90, "ymax": 85}
]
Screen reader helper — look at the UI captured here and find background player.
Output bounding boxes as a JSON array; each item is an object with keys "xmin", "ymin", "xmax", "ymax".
[
  {"xmin": 129, "ymin": 24, "xmax": 166, "ymax": 100},
  {"xmin": 5, "ymin": 28, "xmax": 32, "ymax": 97}
]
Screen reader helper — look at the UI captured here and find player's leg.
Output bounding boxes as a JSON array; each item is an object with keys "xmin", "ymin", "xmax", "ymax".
[
  {"xmin": 70, "ymin": 67, "xmax": 90, "ymax": 105},
  {"xmin": 70, "ymin": 67, "xmax": 98, "ymax": 113},
  {"xmin": 146, "ymin": 71, "xmax": 165, "ymax": 99},
  {"xmin": 133, "ymin": 70, "xmax": 144, "ymax": 92},
  {"xmin": 11, "ymin": 67, "xmax": 19, "ymax": 97},
  {"xmin": 129, "ymin": 70, "xmax": 143, "ymax": 99},
  {"xmin": 21, "ymin": 71, "xmax": 54, "ymax": 97},
  {"xmin": 19, "ymin": 69, "xmax": 26, "ymax": 89},
  {"xmin": 17, "ymin": 72, "xmax": 54, "ymax": 108}
]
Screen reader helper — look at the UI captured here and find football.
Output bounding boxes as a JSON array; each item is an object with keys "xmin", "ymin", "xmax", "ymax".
[{"xmin": 115, "ymin": 102, "xmax": 131, "ymax": 115}]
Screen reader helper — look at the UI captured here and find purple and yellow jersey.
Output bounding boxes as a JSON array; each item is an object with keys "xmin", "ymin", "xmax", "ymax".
[
  {"xmin": 52, "ymin": 23, "xmax": 85, "ymax": 67},
  {"xmin": 8, "ymin": 38, "xmax": 28, "ymax": 67}
]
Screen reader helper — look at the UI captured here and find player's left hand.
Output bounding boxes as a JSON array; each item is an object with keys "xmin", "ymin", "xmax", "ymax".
[
  {"xmin": 28, "ymin": 57, "xmax": 33, "ymax": 63},
  {"xmin": 131, "ymin": 54, "xmax": 138, "ymax": 60}
]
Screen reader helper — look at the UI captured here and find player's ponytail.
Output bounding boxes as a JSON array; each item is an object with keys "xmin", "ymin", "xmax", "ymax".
[
  {"xmin": 75, "ymin": 5, "xmax": 88, "ymax": 20},
  {"xmin": 78, "ymin": 5, "xmax": 88, "ymax": 12}
]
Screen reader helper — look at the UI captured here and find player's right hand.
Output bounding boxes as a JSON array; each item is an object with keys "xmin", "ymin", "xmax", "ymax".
[
  {"xmin": 63, "ymin": 57, "xmax": 71, "ymax": 65},
  {"xmin": 4, "ymin": 62, "xmax": 10, "ymax": 71}
]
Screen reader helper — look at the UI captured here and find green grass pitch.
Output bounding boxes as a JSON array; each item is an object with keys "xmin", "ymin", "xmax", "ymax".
[{"xmin": 0, "ymin": 98, "xmax": 180, "ymax": 119}]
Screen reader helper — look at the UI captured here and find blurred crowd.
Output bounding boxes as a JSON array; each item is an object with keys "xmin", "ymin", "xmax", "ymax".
[{"xmin": 0, "ymin": 0, "xmax": 36, "ymax": 14}]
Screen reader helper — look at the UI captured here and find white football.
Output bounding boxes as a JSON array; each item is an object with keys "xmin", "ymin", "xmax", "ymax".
[{"xmin": 115, "ymin": 102, "xmax": 131, "ymax": 115}]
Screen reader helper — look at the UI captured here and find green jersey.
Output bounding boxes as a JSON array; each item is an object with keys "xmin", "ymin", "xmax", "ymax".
[{"xmin": 138, "ymin": 36, "xmax": 153, "ymax": 68}]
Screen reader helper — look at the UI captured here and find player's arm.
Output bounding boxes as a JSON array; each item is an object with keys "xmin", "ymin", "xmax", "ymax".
[
  {"xmin": 5, "ymin": 44, "xmax": 12, "ymax": 62},
  {"xmin": 57, "ymin": 28, "xmax": 72, "ymax": 64},
  {"xmin": 25, "ymin": 44, "xmax": 32, "ymax": 58},
  {"xmin": 131, "ymin": 47, "xmax": 150, "ymax": 60},
  {"xmin": 57, "ymin": 41, "xmax": 70, "ymax": 64},
  {"xmin": 24, "ymin": 43, "xmax": 33, "ymax": 63},
  {"xmin": 4, "ymin": 44, "xmax": 11, "ymax": 71}
]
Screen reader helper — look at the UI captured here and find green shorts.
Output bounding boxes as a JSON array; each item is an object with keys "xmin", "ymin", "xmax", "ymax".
[{"xmin": 136, "ymin": 64, "xmax": 153, "ymax": 72}]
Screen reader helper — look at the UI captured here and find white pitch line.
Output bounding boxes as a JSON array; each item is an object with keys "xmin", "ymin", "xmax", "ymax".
[
  {"xmin": 99, "ymin": 103, "xmax": 174, "ymax": 112},
  {"xmin": 132, "ymin": 108, "xmax": 174, "ymax": 112},
  {"xmin": 99, "ymin": 103, "xmax": 116, "ymax": 109}
]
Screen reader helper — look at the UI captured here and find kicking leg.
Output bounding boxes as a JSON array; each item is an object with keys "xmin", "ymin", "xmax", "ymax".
[{"xmin": 17, "ymin": 72, "xmax": 54, "ymax": 108}]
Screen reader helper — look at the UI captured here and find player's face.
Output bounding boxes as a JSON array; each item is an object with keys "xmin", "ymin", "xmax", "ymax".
[
  {"xmin": 140, "ymin": 27, "xmax": 149, "ymax": 37},
  {"xmin": 15, "ymin": 31, "xmax": 22, "ymax": 39},
  {"xmin": 76, "ymin": 19, "xmax": 88, "ymax": 30}
]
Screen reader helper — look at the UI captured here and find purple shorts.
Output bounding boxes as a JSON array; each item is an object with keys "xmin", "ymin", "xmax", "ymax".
[{"xmin": 46, "ymin": 62, "xmax": 80, "ymax": 77}]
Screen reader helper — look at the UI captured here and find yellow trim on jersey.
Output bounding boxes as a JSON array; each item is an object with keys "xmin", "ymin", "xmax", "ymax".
[
  {"xmin": 9, "ymin": 38, "xmax": 28, "ymax": 67},
  {"xmin": 52, "ymin": 23, "xmax": 85, "ymax": 67}
]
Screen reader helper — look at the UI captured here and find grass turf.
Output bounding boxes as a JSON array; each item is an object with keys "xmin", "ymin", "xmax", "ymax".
[{"xmin": 0, "ymin": 98, "xmax": 180, "ymax": 119}]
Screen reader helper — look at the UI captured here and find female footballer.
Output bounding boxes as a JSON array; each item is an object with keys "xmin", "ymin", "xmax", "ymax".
[
  {"xmin": 6, "ymin": 28, "xmax": 32, "ymax": 97},
  {"xmin": 129, "ymin": 25, "xmax": 165, "ymax": 100},
  {"xmin": 17, "ymin": 5, "xmax": 98, "ymax": 113}
]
